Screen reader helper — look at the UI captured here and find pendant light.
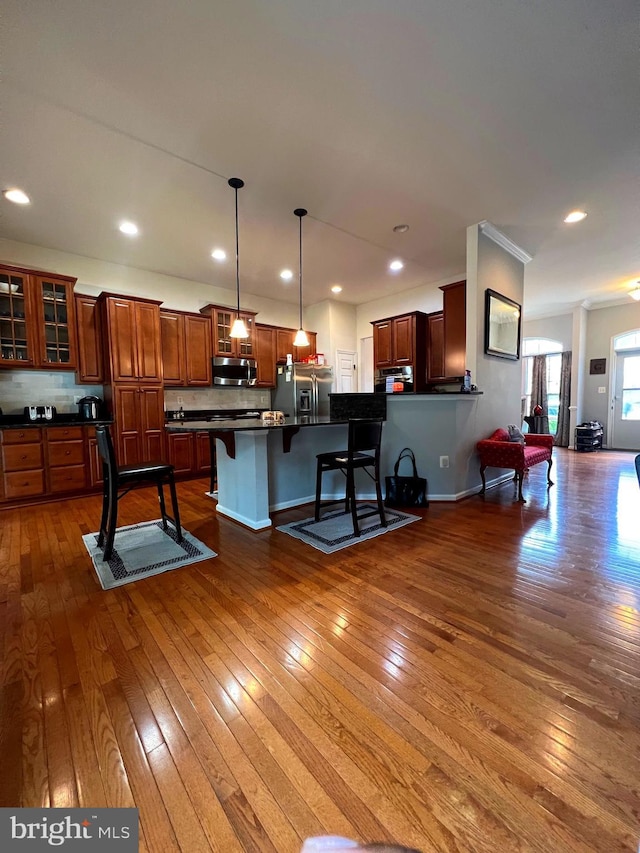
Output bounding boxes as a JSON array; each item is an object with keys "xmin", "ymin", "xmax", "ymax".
[
  {"xmin": 228, "ymin": 177, "xmax": 249, "ymax": 339},
  {"xmin": 293, "ymin": 207, "xmax": 309, "ymax": 348}
]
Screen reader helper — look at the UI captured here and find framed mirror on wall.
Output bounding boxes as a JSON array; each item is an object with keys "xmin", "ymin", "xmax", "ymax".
[{"xmin": 484, "ymin": 289, "xmax": 521, "ymax": 360}]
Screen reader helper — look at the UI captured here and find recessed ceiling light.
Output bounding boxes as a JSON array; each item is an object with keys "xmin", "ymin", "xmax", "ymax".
[
  {"xmin": 211, "ymin": 248, "xmax": 226, "ymax": 261},
  {"xmin": 280, "ymin": 269, "xmax": 293, "ymax": 281},
  {"xmin": 563, "ymin": 210, "xmax": 587, "ymax": 223},
  {"xmin": 3, "ymin": 188, "xmax": 30, "ymax": 205},
  {"xmin": 119, "ymin": 220, "xmax": 139, "ymax": 236},
  {"xmin": 393, "ymin": 224, "xmax": 409, "ymax": 233},
  {"xmin": 331, "ymin": 285, "xmax": 342, "ymax": 293},
  {"xmin": 389, "ymin": 259, "xmax": 404, "ymax": 272}
]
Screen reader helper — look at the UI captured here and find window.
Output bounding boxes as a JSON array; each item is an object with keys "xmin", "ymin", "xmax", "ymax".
[
  {"xmin": 621, "ymin": 354, "xmax": 640, "ymax": 421},
  {"xmin": 522, "ymin": 338, "xmax": 563, "ymax": 434}
]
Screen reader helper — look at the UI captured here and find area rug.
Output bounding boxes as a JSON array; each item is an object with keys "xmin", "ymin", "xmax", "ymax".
[
  {"xmin": 82, "ymin": 520, "xmax": 217, "ymax": 589},
  {"xmin": 277, "ymin": 503, "xmax": 420, "ymax": 553}
]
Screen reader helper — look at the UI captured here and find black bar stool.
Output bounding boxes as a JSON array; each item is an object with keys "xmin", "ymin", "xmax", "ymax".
[
  {"xmin": 95, "ymin": 424, "xmax": 182, "ymax": 561},
  {"xmin": 314, "ymin": 418, "xmax": 386, "ymax": 536}
]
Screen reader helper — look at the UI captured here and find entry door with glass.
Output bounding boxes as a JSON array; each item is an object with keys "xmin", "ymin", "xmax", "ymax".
[{"xmin": 611, "ymin": 348, "xmax": 640, "ymax": 450}]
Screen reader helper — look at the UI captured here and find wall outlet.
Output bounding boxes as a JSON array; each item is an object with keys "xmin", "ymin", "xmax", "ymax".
[
  {"xmin": 440, "ymin": 455, "xmax": 449, "ymax": 468},
  {"xmin": 598, "ymin": 386, "xmax": 606, "ymax": 394},
  {"xmin": 176, "ymin": 396, "xmax": 184, "ymax": 404}
]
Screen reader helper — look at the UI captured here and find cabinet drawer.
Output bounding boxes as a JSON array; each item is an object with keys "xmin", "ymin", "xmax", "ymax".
[
  {"xmin": 2, "ymin": 443, "xmax": 44, "ymax": 471},
  {"xmin": 47, "ymin": 426, "xmax": 84, "ymax": 441},
  {"xmin": 1, "ymin": 428, "xmax": 43, "ymax": 444},
  {"xmin": 48, "ymin": 440, "xmax": 85, "ymax": 467},
  {"xmin": 49, "ymin": 465, "xmax": 87, "ymax": 493},
  {"xmin": 4, "ymin": 469, "xmax": 45, "ymax": 499}
]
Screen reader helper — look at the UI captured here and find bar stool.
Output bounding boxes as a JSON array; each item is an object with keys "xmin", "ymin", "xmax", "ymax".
[
  {"xmin": 95, "ymin": 424, "xmax": 182, "ymax": 561},
  {"xmin": 314, "ymin": 418, "xmax": 386, "ymax": 536}
]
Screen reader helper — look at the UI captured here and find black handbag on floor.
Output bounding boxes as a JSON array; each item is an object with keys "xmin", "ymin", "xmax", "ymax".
[{"xmin": 385, "ymin": 447, "xmax": 428, "ymax": 508}]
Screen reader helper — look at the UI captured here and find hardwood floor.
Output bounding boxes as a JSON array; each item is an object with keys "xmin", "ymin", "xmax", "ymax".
[{"xmin": 1, "ymin": 448, "xmax": 639, "ymax": 852}]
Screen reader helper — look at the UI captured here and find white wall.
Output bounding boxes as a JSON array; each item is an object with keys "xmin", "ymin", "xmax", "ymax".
[{"xmin": 523, "ymin": 313, "xmax": 572, "ymax": 349}]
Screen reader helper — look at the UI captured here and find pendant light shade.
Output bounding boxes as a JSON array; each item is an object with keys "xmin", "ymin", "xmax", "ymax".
[
  {"xmin": 228, "ymin": 177, "xmax": 249, "ymax": 339},
  {"xmin": 293, "ymin": 207, "xmax": 309, "ymax": 348}
]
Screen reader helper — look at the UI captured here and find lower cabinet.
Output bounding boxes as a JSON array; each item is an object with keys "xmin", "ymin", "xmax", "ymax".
[
  {"xmin": 46, "ymin": 426, "xmax": 86, "ymax": 494},
  {"xmin": 111, "ymin": 384, "xmax": 165, "ymax": 466},
  {"xmin": 166, "ymin": 430, "xmax": 211, "ymax": 477},
  {"xmin": 1, "ymin": 428, "xmax": 45, "ymax": 501}
]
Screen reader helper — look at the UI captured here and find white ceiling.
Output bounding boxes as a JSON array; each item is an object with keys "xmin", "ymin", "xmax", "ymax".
[{"xmin": 2, "ymin": 0, "xmax": 638, "ymax": 319}]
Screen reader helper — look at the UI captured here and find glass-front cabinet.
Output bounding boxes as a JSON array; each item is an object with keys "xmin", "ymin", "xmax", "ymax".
[
  {"xmin": 0, "ymin": 269, "xmax": 32, "ymax": 365},
  {"xmin": 201, "ymin": 304, "xmax": 256, "ymax": 358},
  {"xmin": 0, "ymin": 264, "xmax": 77, "ymax": 370}
]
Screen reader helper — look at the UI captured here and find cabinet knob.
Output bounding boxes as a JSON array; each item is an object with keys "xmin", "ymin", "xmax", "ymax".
[{"xmin": 21, "ymin": 454, "xmax": 27, "ymax": 460}]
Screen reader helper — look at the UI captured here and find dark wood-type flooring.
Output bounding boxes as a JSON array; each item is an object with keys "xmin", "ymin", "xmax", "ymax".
[{"xmin": 1, "ymin": 449, "xmax": 639, "ymax": 852}]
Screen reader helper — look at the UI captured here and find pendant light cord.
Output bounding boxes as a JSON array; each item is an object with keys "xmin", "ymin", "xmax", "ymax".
[
  {"xmin": 228, "ymin": 177, "xmax": 244, "ymax": 316},
  {"xmin": 294, "ymin": 208, "xmax": 307, "ymax": 330}
]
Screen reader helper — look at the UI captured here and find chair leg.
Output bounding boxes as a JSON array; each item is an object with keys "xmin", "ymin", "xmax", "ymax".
[
  {"xmin": 157, "ymin": 483, "xmax": 169, "ymax": 530},
  {"xmin": 347, "ymin": 468, "xmax": 360, "ymax": 536},
  {"xmin": 97, "ymin": 484, "xmax": 110, "ymax": 547},
  {"xmin": 374, "ymin": 469, "xmax": 386, "ymax": 527},
  {"xmin": 516, "ymin": 471, "xmax": 526, "ymax": 502},
  {"xmin": 168, "ymin": 476, "xmax": 183, "ymax": 542},
  {"xmin": 479, "ymin": 465, "xmax": 487, "ymax": 495},
  {"xmin": 314, "ymin": 460, "xmax": 323, "ymax": 521},
  {"xmin": 102, "ymin": 493, "xmax": 118, "ymax": 562},
  {"xmin": 547, "ymin": 458, "xmax": 554, "ymax": 486}
]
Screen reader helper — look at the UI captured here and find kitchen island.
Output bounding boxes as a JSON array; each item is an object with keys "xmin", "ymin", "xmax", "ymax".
[{"xmin": 166, "ymin": 415, "xmax": 352, "ymax": 530}]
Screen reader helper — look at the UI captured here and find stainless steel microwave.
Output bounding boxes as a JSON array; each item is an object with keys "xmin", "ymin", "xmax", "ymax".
[
  {"xmin": 211, "ymin": 356, "xmax": 257, "ymax": 387},
  {"xmin": 374, "ymin": 365, "xmax": 414, "ymax": 393}
]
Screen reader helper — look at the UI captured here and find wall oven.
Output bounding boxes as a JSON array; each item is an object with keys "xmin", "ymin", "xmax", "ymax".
[
  {"xmin": 374, "ymin": 365, "xmax": 414, "ymax": 393},
  {"xmin": 211, "ymin": 356, "xmax": 257, "ymax": 387}
]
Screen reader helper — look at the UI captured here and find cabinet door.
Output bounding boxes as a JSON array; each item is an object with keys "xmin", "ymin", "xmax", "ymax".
[
  {"xmin": 276, "ymin": 328, "xmax": 296, "ymax": 363},
  {"xmin": 87, "ymin": 436, "xmax": 104, "ymax": 488},
  {"xmin": 0, "ymin": 268, "xmax": 37, "ymax": 367},
  {"xmin": 107, "ymin": 298, "xmax": 138, "ymax": 381},
  {"xmin": 135, "ymin": 301, "xmax": 163, "ymax": 381},
  {"xmin": 160, "ymin": 311, "xmax": 185, "ymax": 385},
  {"xmin": 442, "ymin": 281, "xmax": 466, "ymax": 379},
  {"xmin": 427, "ymin": 312, "xmax": 445, "ymax": 381},
  {"xmin": 236, "ymin": 312, "xmax": 256, "ymax": 358},
  {"xmin": 139, "ymin": 386, "xmax": 165, "ymax": 462},
  {"xmin": 34, "ymin": 275, "xmax": 77, "ymax": 369},
  {"xmin": 373, "ymin": 321, "xmax": 393, "ymax": 368},
  {"xmin": 213, "ymin": 307, "xmax": 234, "ymax": 356},
  {"xmin": 166, "ymin": 432, "xmax": 194, "ymax": 475},
  {"xmin": 113, "ymin": 385, "xmax": 141, "ymax": 465},
  {"xmin": 294, "ymin": 331, "xmax": 317, "ymax": 363},
  {"xmin": 75, "ymin": 295, "xmax": 104, "ymax": 383},
  {"xmin": 194, "ymin": 432, "xmax": 212, "ymax": 473},
  {"xmin": 255, "ymin": 325, "xmax": 276, "ymax": 387},
  {"xmin": 184, "ymin": 314, "xmax": 212, "ymax": 385},
  {"xmin": 393, "ymin": 316, "xmax": 414, "ymax": 365}
]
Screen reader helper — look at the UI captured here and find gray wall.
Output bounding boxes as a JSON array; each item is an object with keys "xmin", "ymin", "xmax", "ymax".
[{"xmin": 523, "ymin": 313, "xmax": 572, "ymax": 350}]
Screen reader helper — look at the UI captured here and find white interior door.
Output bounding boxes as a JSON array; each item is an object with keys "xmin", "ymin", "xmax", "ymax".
[
  {"xmin": 335, "ymin": 350, "xmax": 357, "ymax": 393},
  {"xmin": 610, "ymin": 348, "xmax": 640, "ymax": 450}
]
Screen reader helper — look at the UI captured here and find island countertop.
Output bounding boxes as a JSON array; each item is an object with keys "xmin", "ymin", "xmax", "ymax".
[{"xmin": 165, "ymin": 415, "xmax": 352, "ymax": 432}]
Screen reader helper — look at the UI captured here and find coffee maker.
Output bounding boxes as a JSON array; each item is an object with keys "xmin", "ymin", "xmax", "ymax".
[{"xmin": 77, "ymin": 395, "xmax": 102, "ymax": 420}]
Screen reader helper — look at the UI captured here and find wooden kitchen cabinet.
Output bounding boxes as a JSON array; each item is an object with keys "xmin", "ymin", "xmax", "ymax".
[
  {"xmin": 166, "ymin": 431, "xmax": 194, "ymax": 475},
  {"xmin": 200, "ymin": 304, "xmax": 256, "ymax": 359},
  {"xmin": 109, "ymin": 385, "xmax": 165, "ymax": 467},
  {"xmin": 427, "ymin": 281, "xmax": 466, "ymax": 383},
  {"xmin": 100, "ymin": 294, "xmax": 163, "ymax": 383},
  {"xmin": 427, "ymin": 312, "xmax": 445, "ymax": 381},
  {"xmin": 372, "ymin": 312, "xmax": 427, "ymax": 370},
  {"xmin": 46, "ymin": 425, "xmax": 86, "ymax": 494},
  {"xmin": 0, "ymin": 264, "xmax": 77, "ymax": 370},
  {"xmin": 75, "ymin": 294, "xmax": 104, "ymax": 383},
  {"xmin": 160, "ymin": 309, "xmax": 211, "ymax": 386},
  {"xmin": 254, "ymin": 324, "xmax": 277, "ymax": 387},
  {"xmin": 0, "ymin": 428, "xmax": 46, "ymax": 500},
  {"xmin": 275, "ymin": 327, "xmax": 317, "ymax": 363}
]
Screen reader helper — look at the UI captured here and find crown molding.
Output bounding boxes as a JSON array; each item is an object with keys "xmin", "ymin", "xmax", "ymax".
[{"xmin": 478, "ymin": 221, "xmax": 533, "ymax": 264}]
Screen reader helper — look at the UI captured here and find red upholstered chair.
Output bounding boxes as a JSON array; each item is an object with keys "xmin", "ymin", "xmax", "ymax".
[{"xmin": 476, "ymin": 427, "xmax": 554, "ymax": 502}]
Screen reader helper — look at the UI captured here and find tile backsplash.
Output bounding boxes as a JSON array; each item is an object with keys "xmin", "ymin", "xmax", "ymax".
[
  {"xmin": 0, "ymin": 371, "xmax": 271, "ymax": 416},
  {"xmin": 0, "ymin": 370, "xmax": 103, "ymax": 415},
  {"xmin": 164, "ymin": 387, "xmax": 271, "ymax": 411}
]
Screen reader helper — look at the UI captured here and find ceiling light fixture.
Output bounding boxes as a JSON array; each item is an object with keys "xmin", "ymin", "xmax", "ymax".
[
  {"xmin": 280, "ymin": 269, "xmax": 293, "ymax": 281},
  {"xmin": 389, "ymin": 259, "xmax": 404, "ymax": 272},
  {"xmin": 393, "ymin": 224, "xmax": 409, "ymax": 233},
  {"xmin": 119, "ymin": 221, "xmax": 139, "ymax": 236},
  {"xmin": 228, "ymin": 177, "xmax": 249, "ymax": 339},
  {"xmin": 331, "ymin": 285, "xmax": 342, "ymax": 294},
  {"xmin": 629, "ymin": 285, "xmax": 640, "ymax": 301},
  {"xmin": 211, "ymin": 248, "xmax": 226, "ymax": 261},
  {"xmin": 293, "ymin": 208, "xmax": 309, "ymax": 348},
  {"xmin": 563, "ymin": 210, "xmax": 587, "ymax": 223},
  {"xmin": 3, "ymin": 188, "xmax": 31, "ymax": 205}
]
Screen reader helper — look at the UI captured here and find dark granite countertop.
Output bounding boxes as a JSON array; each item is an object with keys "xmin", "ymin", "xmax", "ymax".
[
  {"xmin": 0, "ymin": 415, "xmax": 113, "ymax": 429},
  {"xmin": 166, "ymin": 415, "xmax": 351, "ymax": 432}
]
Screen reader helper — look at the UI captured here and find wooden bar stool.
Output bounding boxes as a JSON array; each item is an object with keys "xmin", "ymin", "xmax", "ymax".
[{"xmin": 314, "ymin": 418, "xmax": 386, "ymax": 536}]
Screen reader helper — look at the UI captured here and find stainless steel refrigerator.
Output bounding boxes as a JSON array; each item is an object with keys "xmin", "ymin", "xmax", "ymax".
[{"xmin": 272, "ymin": 363, "xmax": 334, "ymax": 417}]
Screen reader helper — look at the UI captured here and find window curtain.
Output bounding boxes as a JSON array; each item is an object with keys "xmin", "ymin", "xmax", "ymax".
[
  {"xmin": 554, "ymin": 350, "xmax": 572, "ymax": 447},
  {"xmin": 530, "ymin": 354, "xmax": 547, "ymax": 415}
]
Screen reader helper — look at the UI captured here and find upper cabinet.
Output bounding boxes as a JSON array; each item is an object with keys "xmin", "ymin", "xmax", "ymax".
[
  {"xmin": 99, "ymin": 294, "xmax": 163, "ymax": 383},
  {"xmin": 0, "ymin": 263, "xmax": 77, "ymax": 370},
  {"xmin": 200, "ymin": 304, "xmax": 257, "ymax": 359},
  {"xmin": 372, "ymin": 312, "xmax": 427, "ymax": 371},
  {"xmin": 160, "ymin": 309, "xmax": 211, "ymax": 386},
  {"xmin": 427, "ymin": 281, "xmax": 466, "ymax": 383},
  {"xmin": 254, "ymin": 324, "xmax": 277, "ymax": 387},
  {"xmin": 275, "ymin": 327, "xmax": 317, "ymax": 363},
  {"xmin": 75, "ymin": 294, "xmax": 104, "ymax": 383}
]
